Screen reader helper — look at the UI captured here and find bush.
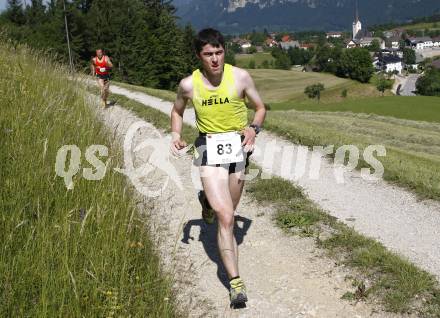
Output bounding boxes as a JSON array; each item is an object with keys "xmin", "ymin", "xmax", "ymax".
[
  {"xmin": 304, "ymin": 83, "xmax": 325, "ymax": 102},
  {"xmin": 416, "ymin": 68, "xmax": 440, "ymax": 96},
  {"xmin": 376, "ymin": 74, "xmax": 393, "ymax": 96},
  {"xmin": 248, "ymin": 46, "xmax": 258, "ymax": 54}
]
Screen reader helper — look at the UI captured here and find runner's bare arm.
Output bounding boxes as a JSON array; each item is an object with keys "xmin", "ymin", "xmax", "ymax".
[
  {"xmin": 240, "ymin": 70, "xmax": 266, "ymax": 148},
  {"xmin": 90, "ymin": 58, "xmax": 95, "ymax": 76},
  {"xmin": 106, "ymin": 56, "xmax": 113, "ymax": 69},
  {"xmin": 170, "ymin": 77, "xmax": 191, "ymax": 154}
]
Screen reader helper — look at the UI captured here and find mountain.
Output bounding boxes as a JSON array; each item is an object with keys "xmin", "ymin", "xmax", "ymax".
[{"xmin": 173, "ymin": 0, "xmax": 440, "ymax": 33}]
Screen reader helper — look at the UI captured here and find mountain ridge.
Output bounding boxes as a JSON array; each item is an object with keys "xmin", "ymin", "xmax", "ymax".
[{"xmin": 173, "ymin": 0, "xmax": 440, "ymax": 33}]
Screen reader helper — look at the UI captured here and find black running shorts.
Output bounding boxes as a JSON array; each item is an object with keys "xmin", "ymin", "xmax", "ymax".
[
  {"xmin": 193, "ymin": 134, "xmax": 252, "ymax": 174},
  {"xmin": 96, "ymin": 74, "xmax": 110, "ymax": 81}
]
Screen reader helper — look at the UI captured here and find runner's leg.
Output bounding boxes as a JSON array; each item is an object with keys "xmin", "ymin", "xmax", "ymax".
[
  {"xmin": 103, "ymin": 79, "xmax": 110, "ymax": 104},
  {"xmin": 200, "ymin": 166, "xmax": 239, "ymax": 279},
  {"xmin": 97, "ymin": 78, "xmax": 106, "ymax": 106},
  {"xmin": 228, "ymin": 170, "xmax": 245, "ymax": 270}
]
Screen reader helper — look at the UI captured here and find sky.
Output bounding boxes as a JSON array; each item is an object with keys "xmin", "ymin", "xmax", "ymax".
[
  {"xmin": 0, "ymin": 0, "xmax": 7, "ymax": 11},
  {"xmin": 0, "ymin": 0, "xmax": 50, "ymax": 12}
]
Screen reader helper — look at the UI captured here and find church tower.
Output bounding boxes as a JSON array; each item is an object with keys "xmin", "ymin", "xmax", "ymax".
[{"xmin": 352, "ymin": 0, "xmax": 362, "ymax": 39}]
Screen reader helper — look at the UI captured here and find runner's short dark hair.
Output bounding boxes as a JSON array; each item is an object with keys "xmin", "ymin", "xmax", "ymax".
[{"xmin": 194, "ymin": 28, "xmax": 225, "ymax": 53}]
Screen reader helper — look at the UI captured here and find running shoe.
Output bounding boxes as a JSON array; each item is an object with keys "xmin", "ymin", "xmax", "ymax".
[
  {"xmin": 198, "ymin": 190, "xmax": 215, "ymax": 224},
  {"xmin": 229, "ymin": 277, "xmax": 248, "ymax": 307}
]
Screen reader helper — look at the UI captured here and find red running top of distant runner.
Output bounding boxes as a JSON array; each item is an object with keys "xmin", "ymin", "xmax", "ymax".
[{"xmin": 94, "ymin": 56, "xmax": 109, "ymax": 75}]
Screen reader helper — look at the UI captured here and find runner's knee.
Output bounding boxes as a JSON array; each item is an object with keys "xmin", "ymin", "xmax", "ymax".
[{"xmin": 216, "ymin": 211, "xmax": 234, "ymax": 229}]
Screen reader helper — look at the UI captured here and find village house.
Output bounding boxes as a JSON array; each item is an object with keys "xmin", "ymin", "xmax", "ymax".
[
  {"xmin": 276, "ymin": 34, "xmax": 299, "ymax": 50},
  {"xmin": 326, "ymin": 32, "xmax": 343, "ymax": 39},
  {"xmin": 299, "ymin": 43, "xmax": 314, "ymax": 50},
  {"xmin": 280, "ymin": 40, "xmax": 300, "ymax": 50},
  {"xmin": 386, "ymin": 36, "xmax": 401, "ymax": 50},
  {"xmin": 265, "ymin": 37, "xmax": 278, "ymax": 48},
  {"xmin": 281, "ymin": 35, "xmax": 293, "ymax": 42},
  {"xmin": 432, "ymin": 36, "xmax": 440, "ymax": 47},
  {"xmin": 377, "ymin": 55, "xmax": 403, "ymax": 74},
  {"xmin": 358, "ymin": 37, "xmax": 386, "ymax": 49},
  {"xmin": 406, "ymin": 37, "xmax": 434, "ymax": 50}
]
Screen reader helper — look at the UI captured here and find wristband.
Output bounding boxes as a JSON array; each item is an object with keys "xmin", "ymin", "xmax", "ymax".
[{"xmin": 249, "ymin": 124, "xmax": 261, "ymax": 135}]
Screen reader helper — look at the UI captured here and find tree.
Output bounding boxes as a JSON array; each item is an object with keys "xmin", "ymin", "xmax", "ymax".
[
  {"xmin": 367, "ymin": 39, "xmax": 381, "ymax": 52},
  {"xmin": 376, "ymin": 75, "xmax": 393, "ymax": 96},
  {"xmin": 248, "ymin": 46, "xmax": 257, "ymax": 54},
  {"xmin": 0, "ymin": 0, "xmax": 197, "ymax": 89},
  {"xmin": 274, "ymin": 54, "xmax": 291, "ymax": 70},
  {"xmin": 336, "ymin": 48, "xmax": 374, "ymax": 83},
  {"xmin": 249, "ymin": 31, "xmax": 265, "ymax": 46},
  {"xmin": 287, "ymin": 47, "xmax": 312, "ymax": 66},
  {"xmin": 271, "ymin": 46, "xmax": 291, "ymax": 70},
  {"xmin": 416, "ymin": 68, "xmax": 440, "ymax": 96},
  {"xmin": 5, "ymin": 0, "xmax": 25, "ymax": 25},
  {"xmin": 225, "ymin": 49, "xmax": 236, "ymax": 66},
  {"xmin": 403, "ymin": 48, "xmax": 416, "ymax": 65},
  {"xmin": 312, "ymin": 44, "xmax": 341, "ymax": 73},
  {"xmin": 304, "ymin": 83, "xmax": 325, "ymax": 102}
]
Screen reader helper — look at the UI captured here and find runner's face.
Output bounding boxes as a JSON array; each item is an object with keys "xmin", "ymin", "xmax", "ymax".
[
  {"xmin": 198, "ymin": 44, "xmax": 225, "ymax": 76},
  {"xmin": 96, "ymin": 50, "xmax": 103, "ymax": 58}
]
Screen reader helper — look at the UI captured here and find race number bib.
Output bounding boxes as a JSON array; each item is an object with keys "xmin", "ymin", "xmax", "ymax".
[
  {"xmin": 206, "ymin": 132, "xmax": 244, "ymax": 165},
  {"xmin": 99, "ymin": 67, "xmax": 106, "ymax": 72}
]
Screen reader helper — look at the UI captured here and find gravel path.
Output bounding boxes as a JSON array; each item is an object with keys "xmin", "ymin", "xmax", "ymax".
[
  {"xmin": 400, "ymin": 74, "xmax": 420, "ymax": 96},
  {"xmin": 107, "ymin": 83, "xmax": 440, "ymax": 282},
  {"xmin": 90, "ymin": 94, "xmax": 399, "ymax": 317}
]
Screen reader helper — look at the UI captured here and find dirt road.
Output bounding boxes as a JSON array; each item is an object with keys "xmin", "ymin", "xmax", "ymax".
[{"xmin": 90, "ymin": 95, "xmax": 400, "ymax": 317}]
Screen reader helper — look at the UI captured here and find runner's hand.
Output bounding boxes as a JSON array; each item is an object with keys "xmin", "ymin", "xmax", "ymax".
[
  {"xmin": 170, "ymin": 132, "xmax": 187, "ymax": 156},
  {"xmin": 241, "ymin": 127, "xmax": 256, "ymax": 153}
]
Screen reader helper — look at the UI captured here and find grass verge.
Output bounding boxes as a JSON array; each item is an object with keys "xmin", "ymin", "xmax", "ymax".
[
  {"xmin": 0, "ymin": 41, "xmax": 179, "ymax": 316},
  {"xmin": 246, "ymin": 174, "xmax": 440, "ymax": 316},
  {"xmin": 102, "ymin": 81, "xmax": 440, "ymax": 316}
]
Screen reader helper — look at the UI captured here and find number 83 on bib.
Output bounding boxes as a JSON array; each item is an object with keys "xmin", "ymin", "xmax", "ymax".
[{"xmin": 206, "ymin": 132, "xmax": 244, "ymax": 165}]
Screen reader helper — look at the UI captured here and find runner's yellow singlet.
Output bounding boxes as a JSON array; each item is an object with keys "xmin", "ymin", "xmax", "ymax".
[{"xmin": 192, "ymin": 64, "xmax": 248, "ymax": 133}]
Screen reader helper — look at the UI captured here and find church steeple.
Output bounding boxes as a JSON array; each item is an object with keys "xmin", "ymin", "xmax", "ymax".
[
  {"xmin": 352, "ymin": 0, "xmax": 362, "ymax": 39},
  {"xmin": 355, "ymin": 0, "xmax": 359, "ymax": 22}
]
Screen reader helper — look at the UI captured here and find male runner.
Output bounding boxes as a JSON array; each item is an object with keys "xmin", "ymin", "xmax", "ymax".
[
  {"xmin": 170, "ymin": 28, "xmax": 266, "ymax": 307},
  {"xmin": 91, "ymin": 49, "xmax": 113, "ymax": 108}
]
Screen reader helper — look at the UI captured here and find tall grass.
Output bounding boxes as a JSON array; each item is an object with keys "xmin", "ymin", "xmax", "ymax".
[{"xmin": 0, "ymin": 40, "xmax": 178, "ymax": 316}]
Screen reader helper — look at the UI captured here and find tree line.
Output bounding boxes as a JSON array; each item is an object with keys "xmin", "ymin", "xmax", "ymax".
[{"xmin": 0, "ymin": 0, "xmax": 199, "ymax": 89}]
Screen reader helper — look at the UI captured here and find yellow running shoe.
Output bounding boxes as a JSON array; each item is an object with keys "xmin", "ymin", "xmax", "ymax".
[
  {"xmin": 198, "ymin": 190, "xmax": 215, "ymax": 225},
  {"xmin": 229, "ymin": 277, "xmax": 248, "ymax": 307}
]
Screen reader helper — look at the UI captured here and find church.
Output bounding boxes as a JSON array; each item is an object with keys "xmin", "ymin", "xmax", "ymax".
[{"xmin": 346, "ymin": 0, "xmax": 385, "ymax": 50}]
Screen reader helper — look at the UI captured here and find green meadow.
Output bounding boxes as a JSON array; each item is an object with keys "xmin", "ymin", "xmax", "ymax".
[
  {"xmin": 235, "ymin": 52, "xmax": 275, "ymax": 68},
  {"xmin": 271, "ymin": 96, "xmax": 440, "ymax": 122}
]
